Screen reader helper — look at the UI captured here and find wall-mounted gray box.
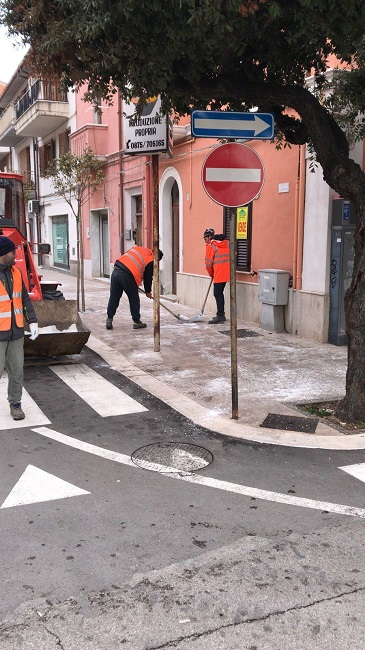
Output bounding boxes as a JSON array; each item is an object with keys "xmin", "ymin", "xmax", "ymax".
[
  {"xmin": 258, "ymin": 269, "xmax": 290, "ymax": 305},
  {"xmin": 332, "ymin": 199, "xmax": 356, "ymax": 226}
]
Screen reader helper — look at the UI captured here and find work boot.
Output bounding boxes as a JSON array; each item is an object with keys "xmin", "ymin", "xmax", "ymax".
[
  {"xmin": 106, "ymin": 317, "xmax": 113, "ymax": 330},
  {"xmin": 208, "ymin": 314, "xmax": 226, "ymax": 324},
  {"xmin": 10, "ymin": 402, "xmax": 25, "ymax": 420},
  {"xmin": 133, "ymin": 321, "xmax": 147, "ymax": 329}
]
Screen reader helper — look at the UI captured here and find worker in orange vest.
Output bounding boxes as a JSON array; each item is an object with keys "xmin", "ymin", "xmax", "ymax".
[
  {"xmin": 204, "ymin": 228, "xmax": 230, "ymax": 324},
  {"xmin": 106, "ymin": 246, "xmax": 163, "ymax": 330},
  {"xmin": 0, "ymin": 236, "xmax": 39, "ymax": 420}
]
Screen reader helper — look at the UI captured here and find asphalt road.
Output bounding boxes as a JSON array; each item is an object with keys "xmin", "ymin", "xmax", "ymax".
[{"xmin": 1, "ymin": 347, "xmax": 365, "ymax": 648}]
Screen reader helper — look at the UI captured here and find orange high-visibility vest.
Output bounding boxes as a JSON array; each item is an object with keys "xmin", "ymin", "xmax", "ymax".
[
  {"xmin": 0, "ymin": 266, "xmax": 24, "ymax": 331},
  {"xmin": 117, "ymin": 246, "xmax": 154, "ymax": 286},
  {"xmin": 205, "ymin": 239, "xmax": 230, "ymax": 283}
]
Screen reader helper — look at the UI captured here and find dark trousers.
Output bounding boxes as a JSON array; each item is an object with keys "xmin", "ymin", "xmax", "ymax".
[
  {"xmin": 107, "ymin": 267, "xmax": 141, "ymax": 323},
  {"xmin": 213, "ymin": 282, "xmax": 226, "ymax": 316}
]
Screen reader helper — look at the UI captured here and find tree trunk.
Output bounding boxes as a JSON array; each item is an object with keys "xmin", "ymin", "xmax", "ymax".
[
  {"xmin": 76, "ymin": 217, "xmax": 81, "ymax": 313},
  {"xmin": 80, "ymin": 215, "xmax": 85, "ymax": 312},
  {"xmin": 285, "ymin": 87, "xmax": 365, "ymax": 423}
]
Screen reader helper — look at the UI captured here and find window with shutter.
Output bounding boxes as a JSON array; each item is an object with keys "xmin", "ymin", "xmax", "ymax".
[
  {"xmin": 223, "ymin": 204, "xmax": 252, "ymax": 272},
  {"xmin": 58, "ymin": 129, "xmax": 70, "ymax": 157},
  {"xmin": 42, "ymin": 79, "xmax": 67, "ymax": 102},
  {"xmin": 93, "ymin": 97, "xmax": 102, "ymax": 124},
  {"xmin": 41, "ymin": 139, "xmax": 56, "ymax": 175},
  {"xmin": 39, "ymin": 145, "xmax": 45, "ymax": 177},
  {"xmin": 19, "ymin": 146, "xmax": 34, "ymax": 188}
]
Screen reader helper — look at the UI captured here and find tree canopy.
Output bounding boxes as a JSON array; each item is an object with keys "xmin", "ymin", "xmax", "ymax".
[
  {"xmin": 2, "ymin": 0, "xmax": 365, "ymax": 190},
  {"xmin": 3, "ymin": 0, "xmax": 365, "ymax": 420}
]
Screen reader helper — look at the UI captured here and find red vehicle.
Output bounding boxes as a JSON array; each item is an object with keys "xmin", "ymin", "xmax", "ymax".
[
  {"xmin": 0, "ymin": 171, "xmax": 90, "ymax": 356},
  {"xmin": 0, "ymin": 172, "xmax": 46, "ymax": 300}
]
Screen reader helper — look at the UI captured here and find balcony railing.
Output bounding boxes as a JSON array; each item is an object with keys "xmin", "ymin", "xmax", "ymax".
[
  {"xmin": 15, "ymin": 80, "xmax": 68, "ymax": 120},
  {"xmin": 9, "ymin": 168, "xmax": 36, "ymax": 199},
  {"xmin": 0, "ymin": 102, "xmax": 22, "ymax": 147},
  {"xmin": 71, "ymin": 124, "xmax": 108, "ymax": 157},
  {"xmin": 21, "ymin": 169, "xmax": 36, "ymax": 190}
]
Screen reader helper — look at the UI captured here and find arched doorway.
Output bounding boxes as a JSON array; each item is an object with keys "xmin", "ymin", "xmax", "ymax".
[
  {"xmin": 160, "ymin": 169, "xmax": 183, "ymax": 295},
  {"xmin": 171, "ymin": 181, "xmax": 179, "ymax": 294}
]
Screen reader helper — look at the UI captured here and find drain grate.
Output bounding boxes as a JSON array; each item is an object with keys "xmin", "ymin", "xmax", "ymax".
[
  {"xmin": 219, "ymin": 329, "xmax": 261, "ymax": 338},
  {"xmin": 260, "ymin": 413, "xmax": 319, "ymax": 433},
  {"xmin": 131, "ymin": 442, "xmax": 213, "ymax": 473}
]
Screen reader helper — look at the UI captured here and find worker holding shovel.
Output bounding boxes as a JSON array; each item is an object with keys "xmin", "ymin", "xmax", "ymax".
[
  {"xmin": 204, "ymin": 228, "xmax": 230, "ymax": 324},
  {"xmin": 106, "ymin": 246, "xmax": 163, "ymax": 330}
]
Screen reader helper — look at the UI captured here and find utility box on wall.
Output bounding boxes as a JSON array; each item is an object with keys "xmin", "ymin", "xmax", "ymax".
[
  {"xmin": 258, "ymin": 269, "xmax": 290, "ymax": 305},
  {"xmin": 258, "ymin": 269, "xmax": 290, "ymax": 333},
  {"xmin": 28, "ymin": 200, "xmax": 40, "ymax": 214}
]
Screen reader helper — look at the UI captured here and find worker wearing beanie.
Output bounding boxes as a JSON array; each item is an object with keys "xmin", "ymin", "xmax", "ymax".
[
  {"xmin": 204, "ymin": 228, "xmax": 230, "ymax": 324},
  {"xmin": 0, "ymin": 235, "xmax": 39, "ymax": 420}
]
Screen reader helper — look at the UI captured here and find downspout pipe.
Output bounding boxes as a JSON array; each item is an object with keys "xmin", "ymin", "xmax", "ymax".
[
  {"xmin": 296, "ymin": 144, "xmax": 306, "ymax": 290},
  {"xmin": 33, "ymin": 137, "xmax": 42, "ymax": 264},
  {"xmin": 292, "ymin": 144, "xmax": 306, "ymax": 291},
  {"xmin": 118, "ymin": 91, "xmax": 125, "ymax": 255}
]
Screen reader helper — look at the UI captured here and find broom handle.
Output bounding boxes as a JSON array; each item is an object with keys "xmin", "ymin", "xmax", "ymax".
[
  {"xmin": 139, "ymin": 287, "xmax": 181, "ymax": 320},
  {"xmin": 201, "ymin": 278, "xmax": 213, "ymax": 312}
]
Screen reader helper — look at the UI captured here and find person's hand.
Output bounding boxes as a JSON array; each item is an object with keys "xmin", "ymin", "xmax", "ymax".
[
  {"xmin": 29, "ymin": 323, "xmax": 39, "ymax": 340},
  {"xmin": 146, "ymin": 292, "xmax": 153, "ymax": 299}
]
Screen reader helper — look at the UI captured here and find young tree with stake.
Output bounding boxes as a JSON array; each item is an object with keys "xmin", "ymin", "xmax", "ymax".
[{"xmin": 46, "ymin": 147, "xmax": 105, "ymax": 312}]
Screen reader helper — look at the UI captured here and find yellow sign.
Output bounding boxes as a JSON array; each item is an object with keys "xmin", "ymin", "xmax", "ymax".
[{"xmin": 236, "ymin": 207, "xmax": 248, "ymax": 240}]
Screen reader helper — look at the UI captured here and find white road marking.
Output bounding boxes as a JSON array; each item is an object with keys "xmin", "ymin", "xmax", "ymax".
[
  {"xmin": 50, "ymin": 364, "xmax": 147, "ymax": 417},
  {"xmin": 32, "ymin": 427, "xmax": 365, "ymax": 519},
  {"xmin": 339, "ymin": 462, "xmax": 365, "ymax": 483},
  {"xmin": 1, "ymin": 464, "xmax": 90, "ymax": 508},
  {"xmin": 0, "ymin": 377, "xmax": 51, "ymax": 430},
  {"xmin": 206, "ymin": 168, "xmax": 261, "ymax": 183},
  {"xmin": 32, "ymin": 426, "xmax": 135, "ymax": 465}
]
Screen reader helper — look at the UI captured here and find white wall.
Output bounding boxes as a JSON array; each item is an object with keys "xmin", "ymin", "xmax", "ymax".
[
  {"xmin": 302, "ymin": 140, "xmax": 363, "ymax": 295},
  {"xmin": 301, "ymin": 156, "xmax": 332, "ymax": 294}
]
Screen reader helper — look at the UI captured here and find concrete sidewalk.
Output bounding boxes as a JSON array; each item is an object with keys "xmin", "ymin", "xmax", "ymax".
[{"xmin": 36, "ymin": 266, "xmax": 365, "ymax": 450}]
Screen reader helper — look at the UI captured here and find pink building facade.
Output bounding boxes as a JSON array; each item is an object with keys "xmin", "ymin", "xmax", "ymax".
[
  {"xmin": 73, "ymin": 89, "xmax": 307, "ymax": 335},
  {"xmin": 1, "ymin": 61, "xmax": 362, "ymax": 344}
]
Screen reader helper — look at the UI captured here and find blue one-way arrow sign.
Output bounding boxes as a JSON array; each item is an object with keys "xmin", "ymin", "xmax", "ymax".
[{"xmin": 191, "ymin": 110, "xmax": 274, "ymax": 140}]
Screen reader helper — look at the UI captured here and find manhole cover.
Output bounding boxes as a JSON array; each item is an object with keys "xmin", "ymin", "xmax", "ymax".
[
  {"xmin": 260, "ymin": 413, "xmax": 318, "ymax": 433},
  {"xmin": 131, "ymin": 442, "xmax": 213, "ymax": 473},
  {"xmin": 219, "ymin": 329, "xmax": 261, "ymax": 338}
]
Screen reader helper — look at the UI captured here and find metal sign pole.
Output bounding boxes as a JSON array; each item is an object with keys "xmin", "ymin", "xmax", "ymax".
[
  {"xmin": 152, "ymin": 154, "xmax": 160, "ymax": 352},
  {"xmin": 229, "ymin": 208, "xmax": 238, "ymax": 419}
]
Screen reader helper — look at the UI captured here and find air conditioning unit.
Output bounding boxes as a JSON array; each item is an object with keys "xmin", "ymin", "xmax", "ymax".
[{"xmin": 28, "ymin": 200, "xmax": 40, "ymax": 214}]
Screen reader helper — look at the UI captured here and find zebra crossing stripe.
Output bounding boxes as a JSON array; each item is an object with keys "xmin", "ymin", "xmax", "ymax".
[
  {"xmin": 49, "ymin": 364, "xmax": 147, "ymax": 416},
  {"xmin": 0, "ymin": 377, "xmax": 50, "ymax": 430}
]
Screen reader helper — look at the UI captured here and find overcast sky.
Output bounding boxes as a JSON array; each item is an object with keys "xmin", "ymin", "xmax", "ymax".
[{"xmin": 0, "ymin": 25, "xmax": 29, "ymax": 84}]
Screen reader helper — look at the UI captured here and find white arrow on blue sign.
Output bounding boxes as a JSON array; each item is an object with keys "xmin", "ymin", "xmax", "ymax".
[{"xmin": 191, "ymin": 110, "xmax": 274, "ymax": 140}]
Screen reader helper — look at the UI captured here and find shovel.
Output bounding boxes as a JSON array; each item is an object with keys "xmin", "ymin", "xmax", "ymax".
[{"xmin": 177, "ymin": 278, "xmax": 213, "ymax": 323}]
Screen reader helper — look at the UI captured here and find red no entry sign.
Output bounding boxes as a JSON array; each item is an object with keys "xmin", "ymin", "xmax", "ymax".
[{"xmin": 202, "ymin": 142, "xmax": 265, "ymax": 207}]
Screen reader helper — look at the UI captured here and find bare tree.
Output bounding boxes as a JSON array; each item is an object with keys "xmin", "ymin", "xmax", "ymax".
[{"xmin": 47, "ymin": 147, "xmax": 105, "ymax": 312}]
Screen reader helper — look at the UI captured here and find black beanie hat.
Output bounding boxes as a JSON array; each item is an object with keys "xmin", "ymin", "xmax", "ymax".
[{"xmin": 0, "ymin": 236, "xmax": 16, "ymax": 257}]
